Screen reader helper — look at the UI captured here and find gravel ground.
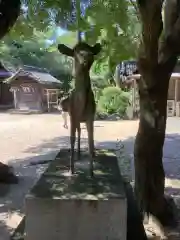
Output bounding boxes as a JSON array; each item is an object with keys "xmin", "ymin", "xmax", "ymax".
[{"xmin": 0, "ymin": 113, "xmax": 180, "ymax": 239}]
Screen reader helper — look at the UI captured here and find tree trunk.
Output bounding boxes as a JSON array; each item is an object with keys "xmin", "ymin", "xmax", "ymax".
[
  {"xmin": 0, "ymin": 0, "xmax": 21, "ymax": 39},
  {"xmin": 0, "ymin": 0, "xmax": 20, "ymax": 183},
  {"xmin": 77, "ymin": 30, "xmax": 82, "ymax": 42},
  {"xmin": 134, "ymin": 70, "xmax": 177, "ymax": 227},
  {"xmin": 0, "ymin": 162, "xmax": 18, "ymax": 184}
]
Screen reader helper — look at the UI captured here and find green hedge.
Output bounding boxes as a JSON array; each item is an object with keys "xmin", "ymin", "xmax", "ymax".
[{"xmin": 97, "ymin": 86, "xmax": 130, "ymax": 117}]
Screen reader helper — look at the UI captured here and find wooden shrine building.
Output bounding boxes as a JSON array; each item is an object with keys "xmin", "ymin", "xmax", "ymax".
[
  {"xmin": 115, "ymin": 60, "xmax": 180, "ymax": 118},
  {"xmin": 127, "ymin": 73, "xmax": 180, "ymax": 117},
  {"xmin": 4, "ymin": 66, "xmax": 62, "ymax": 113}
]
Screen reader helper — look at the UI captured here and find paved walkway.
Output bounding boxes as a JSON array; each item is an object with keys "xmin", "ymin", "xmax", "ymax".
[{"xmin": 0, "ymin": 113, "xmax": 180, "ymax": 238}]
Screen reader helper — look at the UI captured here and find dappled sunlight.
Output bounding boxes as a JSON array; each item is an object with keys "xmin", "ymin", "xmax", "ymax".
[
  {"xmin": 166, "ymin": 179, "xmax": 180, "ymax": 188},
  {"xmin": 30, "ymin": 149, "xmax": 124, "ymax": 205},
  {"xmin": 143, "ymin": 111, "xmax": 156, "ymax": 128},
  {"xmin": 0, "ymin": 200, "xmax": 23, "ymax": 238},
  {"xmin": 0, "ymin": 116, "xmax": 180, "ymax": 238},
  {"xmin": 0, "ymin": 153, "xmax": 52, "ymax": 238}
]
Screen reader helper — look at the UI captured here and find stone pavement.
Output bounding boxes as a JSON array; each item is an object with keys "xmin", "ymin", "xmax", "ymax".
[
  {"xmin": 121, "ymin": 117, "xmax": 180, "ymax": 195},
  {"xmin": 0, "ymin": 113, "xmax": 180, "ymax": 239}
]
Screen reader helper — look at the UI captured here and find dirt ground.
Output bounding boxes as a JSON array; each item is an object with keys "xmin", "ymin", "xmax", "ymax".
[{"xmin": 0, "ymin": 113, "xmax": 180, "ymax": 239}]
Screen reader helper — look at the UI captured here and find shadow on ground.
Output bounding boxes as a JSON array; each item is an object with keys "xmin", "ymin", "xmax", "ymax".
[{"xmin": 1, "ymin": 132, "xmax": 180, "ymax": 238}]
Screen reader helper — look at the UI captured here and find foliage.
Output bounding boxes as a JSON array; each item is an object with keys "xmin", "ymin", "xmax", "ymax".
[
  {"xmin": 83, "ymin": 0, "xmax": 140, "ymax": 69},
  {"xmin": 97, "ymin": 86, "xmax": 130, "ymax": 117},
  {"xmin": 90, "ymin": 76, "xmax": 109, "ymax": 104},
  {"xmin": 45, "ymin": 0, "xmax": 140, "ymax": 78},
  {"xmin": 1, "ymin": 0, "xmax": 140, "ymax": 89},
  {"xmin": 7, "ymin": 0, "xmax": 91, "ymax": 39},
  {"xmin": 0, "ymin": 29, "xmax": 73, "ymax": 91},
  {"xmin": 48, "ymin": 31, "xmax": 77, "ymax": 51},
  {"xmin": 0, "ymin": 0, "xmax": 138, "ymax": 108}
]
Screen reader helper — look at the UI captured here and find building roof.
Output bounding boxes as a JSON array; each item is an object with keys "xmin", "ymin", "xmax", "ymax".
[
  {"xmin": 127, "ymin": 73, "xmax": 180, "ymax": 81},
  {"xmin": 4, "ymin": 65, "xmax": 61, "ymax": 85}
]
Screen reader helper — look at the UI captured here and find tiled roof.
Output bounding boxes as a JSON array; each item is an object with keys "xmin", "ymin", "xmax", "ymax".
[
  {"xmin": 27, "ymin": 71, "xmax": 61, "ymax": 84},
  {"xmin": 127, "ymin": 73, "xmax": 180, "ymax": 81},
  {"xmin": 4, "ymin": 65, "xmax": 61, "ymax": 85}
]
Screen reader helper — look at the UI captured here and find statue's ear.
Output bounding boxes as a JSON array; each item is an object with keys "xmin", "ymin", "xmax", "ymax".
[
  {"xmin": 92, "ymin": 43, "xmax": 101, "ymax": 55},
  {"xmin": 58, "ymin": 44, "xmax": 73, "ymax": 57}
]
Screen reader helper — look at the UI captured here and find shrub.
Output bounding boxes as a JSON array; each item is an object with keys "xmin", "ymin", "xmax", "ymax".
[{"xmin": 97, "ymin": 86, "xmax": 130, "ymax": 117}]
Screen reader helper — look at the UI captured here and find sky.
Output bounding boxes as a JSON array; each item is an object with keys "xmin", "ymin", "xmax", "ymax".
[
  {"xmin": 57, "ymin": 27, "xmax": 67, "ymax": 36},
  {"xmin": 46, "ymin": 27, "xmax": 67, "ymax": 45}
]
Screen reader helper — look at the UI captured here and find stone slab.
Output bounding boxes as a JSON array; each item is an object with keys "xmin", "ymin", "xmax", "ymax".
[
  {"xmin": 25, "ymin": 148, "xmax": 127, "ymax": 240},
  {"xmin": 11, "ymin": 217, "xmax": 25, "ymax": 240},
  {"xmin": 11, "ymin": 184, "xmax": 148, "ymax": 240}
]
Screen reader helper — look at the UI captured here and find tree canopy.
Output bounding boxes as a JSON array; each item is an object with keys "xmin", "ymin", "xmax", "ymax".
[
  {"xmin": 7, "ymin": 0, "xmax": 140, "ymax": 74},
  {"xmin": 0, "ymin": 28, "xmax": 73, "ymax": 91}
]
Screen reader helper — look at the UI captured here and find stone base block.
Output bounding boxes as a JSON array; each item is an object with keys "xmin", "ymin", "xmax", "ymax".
[{"xmin": 25, "ymin": 149, "xmax": 127, "ymax": 240}]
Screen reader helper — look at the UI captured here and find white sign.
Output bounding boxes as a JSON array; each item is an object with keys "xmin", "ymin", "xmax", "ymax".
[
  {"xmin": 20, "ymin": 84, "xmax": 35, "ymax": 93},
  {"xmin": 10, "ymin": 87, "xmax": 19, "ymax": 92}
]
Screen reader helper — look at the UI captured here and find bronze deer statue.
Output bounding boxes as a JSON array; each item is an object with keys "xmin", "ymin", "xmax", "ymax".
[{"xmin": 58, "ymin": 42, "xmax": 101, "ymax": 177}]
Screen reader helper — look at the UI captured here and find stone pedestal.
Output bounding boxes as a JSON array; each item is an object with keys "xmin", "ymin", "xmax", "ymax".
[{"xmin": 25, "ymin": 149, "xmax": 127, "ymax": 240}]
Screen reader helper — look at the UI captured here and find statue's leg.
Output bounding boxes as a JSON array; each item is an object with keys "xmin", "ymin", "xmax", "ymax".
[
  {"xmin": 70, "ymin": 118, "xmax": 76, "ymax": 174},
  {"xmin": 86, "ymin": 120, "xmax": 94, "ymax": 177},
  {"xmin": 77, "ymin": 122, "xmax": 81, "ymax": 160}
]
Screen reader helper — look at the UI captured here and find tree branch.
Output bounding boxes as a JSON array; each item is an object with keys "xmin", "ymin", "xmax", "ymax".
[
  {"xmin": 137, "ymin": 0, "xmax": 147, "ymax": 7},
  {"xmin": 158, "ymin": 0, "xmax": 180, "ymax": 73},
  {"xmin": 164, "ymin": 0, "xmax": 180, "ymax": 34},
  {"xmin": 163, "ymin": 0, "xmax": 180, "ymax": 54},
  {"xmin": 0, "ymin": 0, "xmax": 21, "ymax": 39},
  {"xmin": 136, "ymin": 0, "xmax": 164, "ymax": 67}
]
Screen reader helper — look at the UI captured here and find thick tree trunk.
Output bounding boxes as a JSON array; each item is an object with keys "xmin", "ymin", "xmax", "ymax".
[
  {"xmin": 0, "ymin": 0, "xmax": 20, "ymax": 183},
  {"xmin": 135, "ymin": 0, "xmax": 180, "ymax": 230},
  {"xmin": 0, "ymin": 0, "xmax": 21, "ymax": 39},
  {"xmin": 77, "ymin": 31, "xmax": 82, "ymax": 42},
  {"xmin": 0, "ymin": 162, "xmax": 18, "ymax": 184},
  {"xmin": 134, "ymin": 70, "xmax": 177, "ymax": 227}
]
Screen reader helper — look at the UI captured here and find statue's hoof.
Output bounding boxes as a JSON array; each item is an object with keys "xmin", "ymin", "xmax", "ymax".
[
  {"xmin": 63, "ymin": 171, "xmax": 73, "ymax": 177},
  {"xmin": 90, "ymin": 169, "xmax": 94, "ymax": 178},
  {"xmin": 92, "ymin": 151, "xmax": 96, "ymax": 158},
  {"xmin": 70, "ymin": 167, "xmax": 75, "ymax": 176},
  {"xmin": 0, "ymin": 163, "xmax": 18, "ymax": 184}
]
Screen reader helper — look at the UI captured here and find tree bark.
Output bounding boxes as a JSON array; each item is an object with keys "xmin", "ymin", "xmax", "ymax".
[
  {"xmin": 134, "ymin": 0, "xmax": 180, "ymax": 228},
  {"xmin": 0, "ymin": 0, "xmax": 20, "ymax": 183},
  {"xmin": 0, "ymin": 0, "xmax": 21, "ymax": 39},
  {"xmin": 134, "ymin": 63, "xmax": 177, "ymax": 226}
]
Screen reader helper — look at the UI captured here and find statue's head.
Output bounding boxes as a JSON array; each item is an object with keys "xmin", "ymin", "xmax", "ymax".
[{"xmin": 58, "ymin": 42, "xmax": 101, "ymax": 70}]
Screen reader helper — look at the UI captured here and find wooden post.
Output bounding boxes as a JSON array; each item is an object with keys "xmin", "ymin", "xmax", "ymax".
[
  {"xmin": 135, "ymin": 80, "xmax": 137, "ymax": 111},
  {"xmin": 56, "ymin": 90, "xmax": 59, "ymax": 109},
  {"xmin": 175, "ymin": 78, "xmax": 178, "ymax": 116},
  {"xmin": 47, "ymin": 90, "xmax": 50, "ymax": 112},
  {"xmin": 12, "ymin": 89, "xmax": 18, "ymax": 109},
  {"xmin": 131, "ymin": 80, "xmax": 134, "ymax": 111},
  {"xmin": 133, "ymin": 79, "xmax": 136, "ymax": 113}
]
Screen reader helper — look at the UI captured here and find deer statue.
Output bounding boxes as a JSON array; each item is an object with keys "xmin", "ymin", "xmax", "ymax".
[{"xmin": 58, "ymin": 42, "xmax": 101, "ymax": 177}]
